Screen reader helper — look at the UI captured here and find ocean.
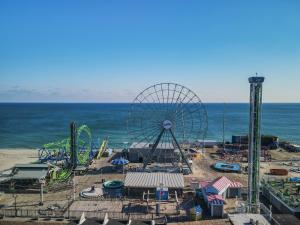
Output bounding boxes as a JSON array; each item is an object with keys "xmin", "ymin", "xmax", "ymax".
[{"xmin": 0, "ymin": 103, "xmax": 299, "ymax": 148}]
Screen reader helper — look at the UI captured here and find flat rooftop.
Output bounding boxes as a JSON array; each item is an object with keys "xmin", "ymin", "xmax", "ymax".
[
  {"xmin": 11, "ymin": 163, "xmax": 49, "ymax": 180},
  {"xmin": 12, "ymin": 169, "xmax": 48, "ymax": 180},
  {"xmin": 228, "ymin": 213, "xmax": 270, "ymax": 225},
  {"xmin": 14, "ymin": 163, "xmax": 48, "ymax": 169},
  {"xmin": 130, "ymin": 142, "xmax": 174, "ymax": 149},
  {"xmin": 124, "ymin": 172, "xmax": 184, "ymax": 188},
  {"xmin": 168, "ymin": 219, "xmax": 231, "ymax": 225}
]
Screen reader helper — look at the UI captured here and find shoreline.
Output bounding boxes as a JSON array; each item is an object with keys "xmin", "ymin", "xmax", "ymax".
[{"xmin": 0, "ymin": 148, "xmax": 38, "ymax": 172}]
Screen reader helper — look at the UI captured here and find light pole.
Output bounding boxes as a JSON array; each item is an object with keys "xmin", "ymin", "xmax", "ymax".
[
  {"xmin": 73, "ymin": 171, "xmax": 76, "ymax": 200},
  {"xmin": 66, "ymin": 194, "xmax": 71, "ymax": 219},
  {"xmin": 158, "ymin": 182, "xmax": 164, "ymax": 215},
  {"xmin": 12, "ymin": 193, "xmax": 17, "ymax": 217},
  {"xmin": 39, "ymin": 178, "xmax": 45, "ymax": 206}
]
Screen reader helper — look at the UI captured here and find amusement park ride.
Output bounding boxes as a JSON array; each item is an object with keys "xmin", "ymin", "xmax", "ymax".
[
  {"xmin": 127, "ymin": 83, "xmax": 208, "ymax": 173},
  {"xmin": 38, "ymin": 123, "xmax": 106, "ymax": 183},
  {"xmin": 38, "ymin": 124, "xmax": 92, "ymax": 165}
]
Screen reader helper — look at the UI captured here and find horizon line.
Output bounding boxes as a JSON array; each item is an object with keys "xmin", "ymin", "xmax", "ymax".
[{"xmin": 0, "ymin": 102, "xmax": 300, "ymax": 104}]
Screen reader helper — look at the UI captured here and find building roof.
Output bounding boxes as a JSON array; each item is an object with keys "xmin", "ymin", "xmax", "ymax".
[
  {"xmin": 124, "ymin": 172, "xmax": 184, "ymax": 188},
  {"xmin": 210, "ymin": 199, "xmax": 225, "ymax": 205},
  {"xmin": 200, "ymin": 176, "xmax": 243, "ymax": 207},
  {"xmin": 168, "ymin": 219, "xmax": 231, "ymax": 225},
  {"xmin": 211, "ymin": 176, "xmax": 232, "ymax": 191},
  {"xmin": 210, "ymin": 176, "xmax": 232, "ymax": 194},
  {"xmin": 207, "ymin": 194, "xmax": 224, "ymax": 203},
  {"xmin": 106, "ymin": 220, "xmax": 124, "ymax": 225},
  {"xmin": 207, "ymin": 195, "xmax": 225, "ymax": 205},
  {"xmin": 81, "ymin": 218, "xmax": 101, "ymax": 225},
  {"xmin": 228, "ymin": 213, "xmax": 270, "ymax": 225},
  {"xmin": 229, "ymin": 181, "xmax": 243, "ymax": 188},
  {"xmin": 12, "ymin": 169, "xmax": 48, "ymax": 180},
  {"xmin": 129, "ymin": 142, "xmax": 174, "ymax": 149},
  {"xmin": 67, "ymin": 221, "xmax": 78, "ymax": 225},
  {"xmin": 14, "ymin": 163, "xmax": 48, "ymax": 169},
  {"xmin": 200, "ymin": 177, "xmax": 243, "ymax": 190},
  {"xmin": 196, "ymin": 140, "xmax": 218, "ymax": 143},
  {"xmin": 130, "ymin": 221, "xmax": 149, "ymax": 225},
  {"xmin": 199, "ymin": 180, "xmax": 211, "ymax": 189}
]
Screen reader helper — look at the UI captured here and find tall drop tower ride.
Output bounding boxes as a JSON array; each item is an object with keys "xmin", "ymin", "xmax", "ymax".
[{"xmin": 248, "ymin": 76, "xmax": 264, "ymax": 213}]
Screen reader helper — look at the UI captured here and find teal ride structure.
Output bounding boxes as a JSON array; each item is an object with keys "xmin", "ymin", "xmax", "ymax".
[
  {"xmin": 213, "ymin": 161, "xmax": 241, "ymax": 173},
  {"xmin": 103, "ymin": 180, "xmax": 124, "ymax": 198}
]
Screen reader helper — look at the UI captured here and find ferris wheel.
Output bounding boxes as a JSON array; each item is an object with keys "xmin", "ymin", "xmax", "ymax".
[{"xmin": 127, "ymin": 83, "xmax": 208, "ymax": 173}]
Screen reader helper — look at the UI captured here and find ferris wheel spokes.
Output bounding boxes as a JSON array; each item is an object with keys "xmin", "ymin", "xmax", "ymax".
[{"xmin": 127, "ymin": 83, "xmax": 208, "ymax": 174}]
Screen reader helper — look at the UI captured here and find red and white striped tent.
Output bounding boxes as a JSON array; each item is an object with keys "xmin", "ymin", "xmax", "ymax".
[
  {"xmin": 205, "ymin": 176, "xmax": 232, "ymax": 195},
  {"xmin": 207, "ymin": 194, "xmax": 225, "ymax": 203},
  {"xmin": 229, "ymin": 181, "xmax": 243, "ymax": 188}
]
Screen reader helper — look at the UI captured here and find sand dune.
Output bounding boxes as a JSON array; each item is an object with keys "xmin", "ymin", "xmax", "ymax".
[{"xmin": 0, "ymin": 149, "xmax": 38, "ymax": 171}]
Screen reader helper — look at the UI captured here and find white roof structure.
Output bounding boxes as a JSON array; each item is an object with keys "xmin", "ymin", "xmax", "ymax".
[
  {"xmin": 194, "ymin": 140, "xmax": 218, "ymax": 147},
  {"xmin": 12, "ymin": 163, "xmax": 49, "ymax": 180},
  {"xmin": 12, "ymin": 169, "xmax": 48, "ymax": 180},
  {"xmin": 124, "ymin": 172, "xmax": 184, "ymax": 188},
  {"xmin": 129, "ymin": 142, "xmax": 174, "ymax": 149},
  {"xmin": 228, "ymin": 213, "xmax": 270, "ymax": 225}
]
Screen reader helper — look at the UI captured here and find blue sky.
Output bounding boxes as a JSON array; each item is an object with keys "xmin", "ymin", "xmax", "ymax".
[{"xmin": 0, "ymin": 0, "xmax": 300, "ymax": 102}]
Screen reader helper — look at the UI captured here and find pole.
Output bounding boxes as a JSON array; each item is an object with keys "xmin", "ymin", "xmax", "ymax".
[
  {"xmin": 158, "ymin": 183, "xmax": 163, "ymax": 215},
  {"xmin": 222, "ymin": 103, "xmax": 226, "ymax": 151},
  {"xmin": 40, "ymin": 182, "xmax": 44, "ymax": 205},
  {"xmin": 15, "ymin": 195, "xmax": 17, "ymax": 217},
  {"xmin": 66, "ymin": 195, "xmax": 70, "ymax": 219},
  {"xmin": 70, "ymin": 122, "xmax": 77, "ymax": 169},
  {"xmin": 12, "ymin": 193, "xmax": 17, "ymax": 217},
  {"xmin": 73, "ymin": 170, "xmax": 76, "ymax": 200}
]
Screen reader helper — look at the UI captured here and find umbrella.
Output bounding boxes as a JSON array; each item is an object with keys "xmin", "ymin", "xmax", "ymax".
[{"xmin": 111, "ymin": 158, "xmax": 129, "ymax": 165}]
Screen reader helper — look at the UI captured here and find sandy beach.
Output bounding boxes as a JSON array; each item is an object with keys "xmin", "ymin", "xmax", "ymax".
[{"xmin": 0, "ymin": 149, "xmax": 38, "ymax": 171}]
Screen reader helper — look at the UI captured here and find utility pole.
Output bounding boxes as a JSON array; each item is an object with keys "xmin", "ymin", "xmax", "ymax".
[{"xmin": 222, "ymin": 103, "xmax": 226, "ymax": 151}]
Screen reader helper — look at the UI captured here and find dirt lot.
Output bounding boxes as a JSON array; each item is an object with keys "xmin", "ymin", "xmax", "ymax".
[{"xmin": 188, "ymin": 148, "xmax": 300, "ymax": 185}]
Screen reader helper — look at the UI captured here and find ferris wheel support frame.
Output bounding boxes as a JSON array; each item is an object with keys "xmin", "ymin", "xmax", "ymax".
[{"xmin": 142, "ymin": 121, "xmax": 193, "ymax": 173}]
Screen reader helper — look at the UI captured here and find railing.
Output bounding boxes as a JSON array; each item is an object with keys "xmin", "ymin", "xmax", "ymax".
[
  {"xmin": 0, "ymin": 208, "xmax": 64, "ymax": 219},
  {"xmin": 0, "ymin": 208, "xmax": 186, "ymax": 222},
  {"xmin": 68, "ymin": 211, "xmax": 165, "ymax": 220}
]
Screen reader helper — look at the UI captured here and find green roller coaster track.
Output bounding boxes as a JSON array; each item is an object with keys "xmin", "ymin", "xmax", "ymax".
[
  {"xmin": 42, "ymin": 124, "xmax": 92, "ymax": 182},
  {"xmin": 76, "ymin": 124, "xmax": 92, "ymax": 165}
]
